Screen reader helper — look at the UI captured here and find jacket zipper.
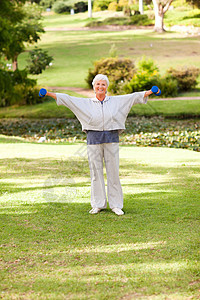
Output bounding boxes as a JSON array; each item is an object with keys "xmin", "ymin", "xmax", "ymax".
[{"xmin": 101, "ymin": 101, "xmax": 104, "ymax": 130}]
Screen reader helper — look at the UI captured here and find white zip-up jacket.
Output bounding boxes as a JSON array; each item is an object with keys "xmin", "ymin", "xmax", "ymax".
[{"xmin": 56, "ymin": 92, "xmax": 148, "ymax": 133}]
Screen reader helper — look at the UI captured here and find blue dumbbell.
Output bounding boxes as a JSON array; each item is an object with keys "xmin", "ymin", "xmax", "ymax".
[
  {"xmin": 151, "ymin": 86, "xmax": 161, "ymax": 96},
  {"xmin": 39, "ymin": 88, "xmax": 47, "ymax": 98}
]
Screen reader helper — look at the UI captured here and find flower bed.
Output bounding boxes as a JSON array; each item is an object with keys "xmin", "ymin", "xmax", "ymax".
[{"xmin": 0, "ymin": 117, "xmax": 199, "ymax": 151}]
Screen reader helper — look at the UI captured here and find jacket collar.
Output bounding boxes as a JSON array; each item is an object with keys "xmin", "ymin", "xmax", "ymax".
[{"xmin": 92, "ymin": 95, "xmax": 109, "ymax": 103}]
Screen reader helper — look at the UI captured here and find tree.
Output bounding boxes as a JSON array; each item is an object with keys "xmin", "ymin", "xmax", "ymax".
[
  {"xmin": 0, "ymin": 2, "xmax": 44, "ymax": 71},
  {"xmin": 88, "ymin": 0, "xmax": 92, "ymax": 17},
  {"xmin": 139, "ymin": 0, "xmax": 144, "ymax": 14},
  {"xmin": 186, "ymin": 0, "xmax": 200, "ymax": 8},
  {"xmin": 152, "ymin": 0, "xmax": 174, "ymax": 32},
  {"xmin": 27, "ymin": 47, "xmax": 53, "ymax": 75},
  {"xmin": 0, "ymin": 0, "xmax": 25, "ymax": 55}
]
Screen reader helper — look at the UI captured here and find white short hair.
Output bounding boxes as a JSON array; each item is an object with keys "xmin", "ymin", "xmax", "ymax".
[{"xmin": 92, "ymin": 74, "xmax": 109, "ymax": 89}]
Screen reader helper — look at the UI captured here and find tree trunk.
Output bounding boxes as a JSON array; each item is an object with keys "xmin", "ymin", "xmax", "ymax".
[
  {"xmin": 12, "ymin": 55, "xmax": 18, "ymax": 71},
  {"xmin": 88, "ymin": 0, "xmax": 92, "ymax": 18},
  {"xmin": 152, "ymin": 0, "xmax": 165, "ymax": 32},
  {"xmin": 154, "ymin": 11, "xmax": 164, "ymax": 32},
  {"xmin": 139, "ymin": 0, "xmax": 144, "ymax": 15}
]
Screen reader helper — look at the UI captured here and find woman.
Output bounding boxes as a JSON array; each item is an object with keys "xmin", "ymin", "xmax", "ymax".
[{"xmin": 39, "ymin": 74, "xmax": 160, "ymax": 215}]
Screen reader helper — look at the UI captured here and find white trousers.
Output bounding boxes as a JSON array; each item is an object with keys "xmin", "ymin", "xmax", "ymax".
[{"xmin": 87, "ymin": 143, "xmax": 123, "ymax": 209}]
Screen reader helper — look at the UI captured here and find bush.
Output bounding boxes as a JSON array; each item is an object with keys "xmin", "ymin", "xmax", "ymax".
[
  {"xmin": 156, "ymin": 75, "xmax": 178, "ymax": 98},
  {"xmin": 40, "ymin": 0, "xmax": 56, "ymax": 8},
  {"xmin": 104, "ymin": 17, "xmax": 130, "ymax": 25},
  {"xmin": 108, "ymin": 1, "xmax": 118, "ymax": 11},
  {"xmin": 0, "ymin": 69, "xmax": 42, "ymax": 107},
  {"xmin": 52, "ymin": 1, "xmax": 71, "ymax": 13},
  {"xmin": 123, "ymin": 57, "xmax": 178, "ymax": 97},
  {"xmin": 129, "ymin": 14, "xmax": 152, "ymax": 25},
  {"xmin": 86, "ymin": 20, "xmax": 103, "ymax": 27},
  {"xmin": 123, "ymin": 57, "xmax": 160, "ymax": 93},
  {"xmin": 86, "ymin": 57, "xmax": 135, "ymax": 94},
  {"xmin": 74, "ymin": 1, "xmax": 88, "ymax": 12},
  {"xmin": 93, "ymin": 0, "xmax": 112, "ymax": 11},
  {"xmin": 167, "ymin": 66, "xmax": 200, "ymax": 91},
  {"xmin": 118, "ymin": 0, "xmax": 128, "ymax": 7},
  {"xmin": 123, "ymin": 6, "xmax": 132, "ymax": 16},
  {"xmin": 27, "ymin": 47, "xmax": 53, "ymax": 75},
  {"xmin": 86, "ymin": 15, "xmax": 153, "ymax": 27},
  {"xmin": 0, "ymin": 69, "xmax": 14, "ymax": 107}
]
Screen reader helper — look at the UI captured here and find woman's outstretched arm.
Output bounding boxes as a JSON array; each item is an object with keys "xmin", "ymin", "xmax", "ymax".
[
  {"xmin": 46, "ymin": 91, "xmax": 57, "ymax": 100},
  {"xmin": 144, "ymin": 90, "xmax": 154, "ymax": 97}
]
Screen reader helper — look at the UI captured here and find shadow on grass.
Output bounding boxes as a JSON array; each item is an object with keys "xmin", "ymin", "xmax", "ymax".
[
  {"xmin": 1, "ymin": 191, "xmax": 199, "ymax": 298},
  {"xmin": 1, "ymin": 155, "xmax": 199, "ymax": 199},
  {"xmin": 183, "ymin": 13, "xmax": 200, "ymax": 20},
  {"xmin": 0, "ymin": 157, "xmax": 90, "ymax": 179}
]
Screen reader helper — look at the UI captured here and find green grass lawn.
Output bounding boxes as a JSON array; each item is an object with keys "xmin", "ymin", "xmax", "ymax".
[
  {"xmin": 42, "ymin": 6, "xmax": 200, "ymax": 29},
  {"xmin": 0, "ymin": 140, "xmax": 199, "ymax": 299},
  {"xmin": 42, "ymin": 10, "xmax": 119, "ymax": 29},
  {"xmin": 165, "ymin": 7, "xmax": 200, "ymax": 27},
  {"xmin": 0, "ymin": 91, "xmax": 82, "ymax": 119},
  {"xmin": 18, "ymin": 29, "xmax": 200, "ymax": 89},
  {"xmin": 0, "ymin": 97, "xmax": 200, "ymax": 119},
  {"xmin": 16, "ymin": 4, "xmax": 200, "ymax": 96}
]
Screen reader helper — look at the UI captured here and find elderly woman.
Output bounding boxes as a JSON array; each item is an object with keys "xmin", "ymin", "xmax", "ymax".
[{"xmin": 40, "ymin": 74, "xmax": 160, "ymax": 215}]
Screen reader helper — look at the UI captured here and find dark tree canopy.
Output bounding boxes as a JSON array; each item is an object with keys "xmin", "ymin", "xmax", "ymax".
[
  {"xmin": 186, "ymin": 0, "xmax": 200, "ymax": 8},
  {"xmin": 0, "ymin": 1, "xmax": 44, "ymax": 70},
  {"xmin": 0, "ymin": 0, "xmax": 25, "ymax": 54}
]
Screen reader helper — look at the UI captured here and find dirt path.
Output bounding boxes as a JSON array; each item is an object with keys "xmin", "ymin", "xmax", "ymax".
[
  {"xmin": 44, "ymin": 25, "xmax": 154, "ymax": 32},
  {"xmin": 47, "ymin": 86, "xmax": 200, "ymax": 100},
  {"xmin": 47, "ymin": 86, "xmax": 94, "ymax": 98},
  {"xmin": 44, "ymin": 24, "xmax": 200, "ymax": 35}
]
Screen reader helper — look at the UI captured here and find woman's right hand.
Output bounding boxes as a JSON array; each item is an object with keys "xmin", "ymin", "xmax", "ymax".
[
  {"xmin": 39, "ymin": 88, "xmax": 47, "ymax": 98},
  {"xmin": 39, "ymin": 89, "xmax": 57, "ymax": 100}
]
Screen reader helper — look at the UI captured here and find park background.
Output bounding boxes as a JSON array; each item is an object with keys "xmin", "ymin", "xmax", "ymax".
[{"xmin": 0, "ymin": 0, "xmax": 200, "ymax": 299}]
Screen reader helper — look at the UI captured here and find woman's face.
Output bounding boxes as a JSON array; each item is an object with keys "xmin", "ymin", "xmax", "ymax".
[{"xmin": 94, "ymin": 80, "xmax": 108, "ymax": 98}]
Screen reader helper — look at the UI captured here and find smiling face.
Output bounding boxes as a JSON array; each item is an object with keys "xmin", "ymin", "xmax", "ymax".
[{"xmin": 94, "ymin": 80, "xmax": 108, "ymax": 101}]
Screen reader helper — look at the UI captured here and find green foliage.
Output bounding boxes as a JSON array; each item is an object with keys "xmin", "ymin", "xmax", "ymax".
[
  {"xmin": 123, "ymin": 58, "xmax": 199, "ymax": 97},
  {"xmin": 123, "ymin": 117, "xmax": 200, "ymax": 152},
  {"xmin": 87, "ymin": 57, "xmax": 200, "ymax": 97},
  {"xmin": 52, "ymin": 0, "xmax": 88, "ymax": 13},
  {"xmin": 138, "ymin": 56, "xmax": 159, "ymax": 73},
  {"xmin": 0, "ymin": 2, "xmax": 46, "ymax": 107},
  {"xmin": 109, "ymin": 44, "xmax": 118, "ymax": 57},
  {"xmin": 0, "ymin": 117, "xmax": 200, "ymax": 152},
  {"xmin": 53, "ymin": 1, "xmax": 71, "ymax": 13},
  {"xmin": 86, "ymin": 57, "xmax": 135, "ymax": 94},
  {"xmin": 40, "ymin": 0, "xmax": 57, "ymax": 8},
  {"xmin": 30, "ymin": 0, "xmax": 42, "ymax": 4},
  {"xmin": 130, "ymin": 14, "xmax": 152, "ymax": 25},
  {"xmin": 123, "ymin": 57, "xmax": 160, "ymax": 93},
  {"xmin": 167, "ymin": 66, "xmax": 200, "ymax": 91},
  {"xmin": 123, "ymin": 5, "xmax": 132, "ymax": 16},
  {"xmin": 1, "ymin": 3, "xmax": 44, "ymax": 64},
  {"xmin": 186, "ymin": 0, "xmax": 200, "ymax": 8},
  {"xmin": 103, "ymin": 17, "xmax": 129, "ymax": 25},
  {"xmin": 0, "ymin": 69, "xmax": 42, "ymax": 107},
  {"xmin": 0, "ymin": 70, "xmax": 13, "ymax": 107},
  {"xmin": 27, "ymin": 47, "xmax": 53, "ymax": 75},
  {"xmin": 108, "ymin": 1, "xmax": 119, "ymax": 11},
  {"xmin": 118, "ymin": 0, "xmax": 128, "ymax": 7},
  {"xmin": 155, "ymin": 75, "xmax": 178, "ymax": 98},
  {"xmin": 93, "ymin": 0, "xmax": 113, "ymax": 11},
  {"xmin": 86, "ymin": 15, "xmax": 153, "ymax": 27},
  {"xmin": 0, "ymin": 0, "xmax": 25, "ymax": 56},
  {"xmin": 74, "ymin": 1, "xmax": 88, "ymax": 13}
]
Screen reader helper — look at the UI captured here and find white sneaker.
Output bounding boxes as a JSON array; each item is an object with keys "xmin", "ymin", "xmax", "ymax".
[
  {"xmin": 112, "ymin": 208, "xmax": 124, "ymax": 216},
  {"xmin": 89, "ymin": 208, "xmax": 101, "ymax": 214}
]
